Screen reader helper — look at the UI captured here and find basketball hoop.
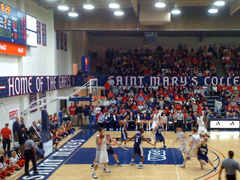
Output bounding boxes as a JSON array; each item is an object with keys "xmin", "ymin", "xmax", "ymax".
[{"xmin": 93, "ymin": 96, "xmax": 107, "ymax": 106}]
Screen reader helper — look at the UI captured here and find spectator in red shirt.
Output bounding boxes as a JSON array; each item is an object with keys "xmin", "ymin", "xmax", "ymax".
[
  {"xmin": 108, "ymin": 91, "xmax": 114, "ymax": 99},
  {"xmin": 69, "ymin": 103, "xmax": 76, "ymax": 125},
  {"xmin": 104, "ymin": 81, "xmax": 111, "ymax": 96},
  {"xmin": 144, "ymin": 95, "xmax": 149, "ymax": 101},
  {"xmin": 132, "ymin": 103, "xmax": 138, "ymax": 111},
  {"xmin": 0, "ymin": 123, "xmax": 12, "ymax": 156},
  {"xmin": 122, "ymin": 94, "xmax": 128, "ymax": 102},
  {"xmin": 175, "ymin": 103, "xmax": 182, "ymax": 110}
]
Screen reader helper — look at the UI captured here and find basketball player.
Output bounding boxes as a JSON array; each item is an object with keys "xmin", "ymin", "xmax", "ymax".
[
  {"xmin": 174, "ymin": 127, "xmax": 188, "ymax": 154},
  {"xmin": 92, "ymin": 127, "xmax": 111, "ymax": 179},
  {"xmin": 120, "ymin": 116, "xmax": 129, "ymax": 150},
  {"xmin": 196, "ymin": 137, "xmax": 217, "ymax": 171},
  {"xmin": 197, "ymin": 114, "xmax": 209, "ymax": 138},
  {"xmin": 151, "ymin": 110, "xmax": 161, "ymax": 139},
  {"xmin": 180, "ymin": 127, "xmax": 201, "ymax": 169},
  {"xmin": 91, "ymin": 134, "xmax": 122, "ymax": 169},
  {"xmin": 152, "ymin": 121, "xmax": 167, "ymax": 149},
  {"xmin": 129, "ymin": 128, "xmax": 153, "ymax": 169}
]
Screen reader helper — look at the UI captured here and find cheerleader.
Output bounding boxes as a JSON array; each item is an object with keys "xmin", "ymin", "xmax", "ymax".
[
  {"xmin": 51, "ymin": 129, "xmax": 60, "ymax": 150},
  {"xmin": 0, "ymin": 156, "xmax": 12, "ymax": 179},
  {"xmin": 67, "ymin": 122, "xmax": 75, "ymax": 134},
  {"xmin": 10, "ymin": 151, "xmax": 20, "ymax": 170}
]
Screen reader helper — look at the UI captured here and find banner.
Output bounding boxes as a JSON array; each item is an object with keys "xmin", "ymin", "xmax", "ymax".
[
  {"xmin": 9, "ymin": 108, "xmax": 19, "ymax": 121},
  {"xmin": 1, "ymin": 75, "xmax": 240, "ymax": 99},
  {"xmin": 75, "ymin": 75, "xmax": 240, "ymax": 87},
  {"xmin": 0, "ymin": 40, "xmax": 26, "ymax": 56},
  {"xmin": 42, "ymin": 23, "xmax": 47, "ymax": 46},
  {"xmin": 0, "ymin": 76, "xmax": 75, "ymax": 99},
  {"xmin": 37, "ymin": 21, "xmax": 41, "ymax": 44}
]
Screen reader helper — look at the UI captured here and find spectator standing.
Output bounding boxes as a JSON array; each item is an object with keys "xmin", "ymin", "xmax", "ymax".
[
  {"xmin": 0, "ymin": 123, "xmax": 12, "ymax": 156},
  {"xmin": 13, "ymin": 117, "xmax": 20, "ymax": 142},
  {"xmin": 69, "ymin": 103, "xmax": 76, "ymax": 125},
  {"xmin": 104, "ymin": 80, "xmax": 111, "ymax": 96},
  {"xmin": 84, "ymin": 105, "xmax": 90, "ymax": 126},
  {"xmin": 89, "ymin": 107, "xmax": 97, "ymax": 128},
  {"xmin": 76, "ymin": 104, "xmax": 84, "ymax": 125},
  {"xmin": 215, "ymin": 99, "xmax": 223, "ymax": 117},
  {"xmin": 219, "ymin": 150, "xmax": 240, "ymax": 180},
  {"xmin": 176, "ymin": 110, "xmax": 185, "ymax": 131},
  {"xmin": 24, "ymin": 134, "xmax": 38, "ymax": 176},
  {"xmin": 18, "ymin": 124, "xmax": 28, "ymax": 156}
]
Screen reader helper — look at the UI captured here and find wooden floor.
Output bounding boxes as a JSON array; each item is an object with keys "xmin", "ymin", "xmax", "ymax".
[{"xmin": 47, "ymin": 130, "xmax": 240, "ymax": 180}]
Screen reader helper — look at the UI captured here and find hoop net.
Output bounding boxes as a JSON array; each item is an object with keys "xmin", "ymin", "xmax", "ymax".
[{"xmin": 92, "ymin": 96, "xmax": 107, "ymax": 106}]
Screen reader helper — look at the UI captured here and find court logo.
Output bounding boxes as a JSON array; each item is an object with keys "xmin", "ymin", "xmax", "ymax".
[
  {"xmin": 216, "ymin": 121, "xmax": 220, "ymax": 125},
  {"xmin": 230, "ymin": 121, "xmax": 234, "ymax": 125},
  {"xmin": 148, "ymin": 149, "xmax": 166, "ymax": 161}
]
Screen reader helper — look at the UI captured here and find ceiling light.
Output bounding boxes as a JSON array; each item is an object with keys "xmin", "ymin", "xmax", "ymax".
[
  {"xmin": 58, "ymin": 1, "xmax": 69, "ymax": 11},
  {"xmin": 208, "ymin": 7, "xmax": 218, "ymax": 13},
  {"xmin": 155, "ymin": 2, "xmax": 166, "ymax": 8},
  {"xmin": 171, "ymin": 4, "xmax": 181, "ymax": 14},
  {"xmin": 114, "ymin": 10, "xmax": 124, "ymax": 16},
  {"xmin": 214, "ymin": 0, "xmax": 225, "ymax": 6},
  {"xmin": 68, "ymin": 9, "xmax": 79, "ymax": 17},
  {"xmin": 109, "ymin": 3, "xmax": 120, "ymax": 9},
  {"xmin": 83, "ymin": 4, "xmax": 95, "ymax": 9}
]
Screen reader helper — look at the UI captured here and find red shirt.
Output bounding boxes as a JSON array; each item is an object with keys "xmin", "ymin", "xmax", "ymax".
[
  {"xmin": 69, "ymin": 105, "xmax": 76, "ymax": 115},
  {"xmin": 108, "ymin": 92, "xmax": 114, "ymax": 98},
  {"xmin": 1, "ymin": 127, "xmax": 12, "ymax": 139},
  {"xmin": 175, "ymin": 104, "xmax": 182, "ymax": 110},
  {"xmin": 122, "ymin": 96, "xmax": 128, "ymax": 101},
  {"xmin": 144, "ymin": 96, "xmax": 149, "ymax": 101},
  {"xmin": 105, "ymin": 82, "xmax": 110, "ymax": 90},
  {"xmin": 132, "ymin": 105, "xmax": 138, "ymax": 110}
]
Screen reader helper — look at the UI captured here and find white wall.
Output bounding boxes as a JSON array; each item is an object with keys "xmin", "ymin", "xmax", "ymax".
[
  {"xmin": 91, "ymin": 36, "xmax": 240, "ymax": 59},
  {"xmin": 0, "ymin": 0, "xmax": 74, "ymax": 133}
]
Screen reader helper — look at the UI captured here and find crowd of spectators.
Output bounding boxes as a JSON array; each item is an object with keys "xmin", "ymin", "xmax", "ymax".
[
  {"xmin": 95, "ymin": 44, "xmax": 218, "ymax": 76},
  {"xmin": 219, "ymin": 44, "xmax": 240, "ymax": 76}
]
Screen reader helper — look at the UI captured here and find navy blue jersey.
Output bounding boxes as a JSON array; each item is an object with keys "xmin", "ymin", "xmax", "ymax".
[
  {"xmin": 134, "ymin": 133, "xmax": 142, "ymax": 146},
  {"xmin": 197, "ymin": 143, "xmax": 208, "ymax": 156},
  {"xmin": 155, "ymin": 124, "xmax": 163, "ymax": 136}
]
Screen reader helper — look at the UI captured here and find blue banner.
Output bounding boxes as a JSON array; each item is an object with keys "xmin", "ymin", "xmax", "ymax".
[
  {"xmin": 0, "ymin": 75, "xmax": 75, "ymax": 99},
  {"xmin": 81, "ymin": 56, "xmax": 91, "ymax": 73},
  {"xmin": 75, "ymin": 75, "xmax": 240, "ymax": 87},
  {"xmin": 1, "ymin": 75, "xmax": 240, "ymax": 99}
]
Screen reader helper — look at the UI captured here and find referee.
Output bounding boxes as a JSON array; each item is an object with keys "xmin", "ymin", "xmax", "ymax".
[
  {"xmin": 176, "ymin": 110, "xmax": 185, "ymax": 132},
  {"xmin": 219, "ymin": 150, "xmax": 240, "ymax": 180},
  {"xmin": 24, "ymin": 134, "xmax": 38, "ymax": 176}
]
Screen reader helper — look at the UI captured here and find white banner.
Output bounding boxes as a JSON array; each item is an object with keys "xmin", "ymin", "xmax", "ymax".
[
  {"xmin": 210, "ymin": 120, "xmax": 240, "ymax": 128},
  {"xmin": 43, "ymin": 139, "xmax": 53, "ymax": 157}
]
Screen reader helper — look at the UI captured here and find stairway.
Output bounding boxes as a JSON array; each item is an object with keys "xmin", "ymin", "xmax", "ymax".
[
  {"xmin": 212, "ymin": 58, "xmax": 226, "ymax": 76},
  {"xmin": 206, "ymin": 95, "xmax": 220, "ymax": 112}
]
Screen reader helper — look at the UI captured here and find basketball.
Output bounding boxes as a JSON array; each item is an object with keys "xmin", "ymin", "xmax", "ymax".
[{"xmin": 99, "ymin": 133, "xmax": 104, "ymax": 139}]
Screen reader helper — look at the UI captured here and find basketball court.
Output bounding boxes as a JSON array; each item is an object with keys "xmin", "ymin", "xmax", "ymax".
[{"xmin": 13, "ymin": 129, "xmax": 240, "ymax": 180}]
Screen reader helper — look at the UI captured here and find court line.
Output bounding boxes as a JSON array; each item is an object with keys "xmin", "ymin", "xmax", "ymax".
[
  {"xmin": 193, "ymin": 149, "xmax": 220, "ymax": 180},
  {"xmin": 170, "ymin": 139, "xmax": 180, "ymax": 180},
  {"xmin": 202, "ymin": 146, "xmax": 226, "ymax": 180}
]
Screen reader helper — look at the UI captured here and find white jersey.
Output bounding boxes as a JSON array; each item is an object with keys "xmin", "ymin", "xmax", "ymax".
[
  {"xmin": 190, "ymin": 134, "xmax": 201, "ymax": 149},
  {"xmin": 197, "ymin": 116, "xmax": 205, "ymax": 126},
  {"xmin": 153, "ymin": 113, "xmax": 161, "ymax": 122},
  {"xmin": 96, "ymin": 135, "xmax": 107, "ymax": 151},
  {"xmin": 177, "ymin": 132, "xmax": 187, "ymax": 152}
]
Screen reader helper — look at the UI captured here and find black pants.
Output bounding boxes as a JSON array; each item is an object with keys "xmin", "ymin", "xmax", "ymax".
[
  {"xmin": 3, "ymin": 139, "xmax": 10, "ymax": 155},
  {"xmin": 227, "ymin": 174, "xmax": 236, "ymax": 180},
  {"xmin": 25, "ymin": 150, "xmax": 37, "ymax": 174},
  {"xmin": 176, "ymin": 120, "xmax": 185, "ymax": 132}
]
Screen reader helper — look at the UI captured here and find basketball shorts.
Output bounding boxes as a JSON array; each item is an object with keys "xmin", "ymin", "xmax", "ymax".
[
  {"xmin": 95, "ymin": 150, "xmax": 109, "ymax": 165},
  {"xmin": 186, "ymin": 148, "xmax": 198, "ymax": 158},
  {"xmin": 155, "ymin": 134, "xmax": 164, "ymax": 142},
  {"xmin": 107, "ymin": 147, "xmax": 115, "ymax": 155},
  {"xmin": 134, "ymin": 144, "xmax": 144, "ymax": 157},
  {"xmin": 198, "ymin": 155, "xmax": 210, "ymax": 163},
  {"xmin": 198, "ymin": 125, "xmax": 207, "ymax": 134},
  {"xmin": 152, "ymin": 121, "xmax": 157, "ymax": 129},
  {"xmin": 121, "ymin": 130, "xmax": 128, "ymax": 140}
]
